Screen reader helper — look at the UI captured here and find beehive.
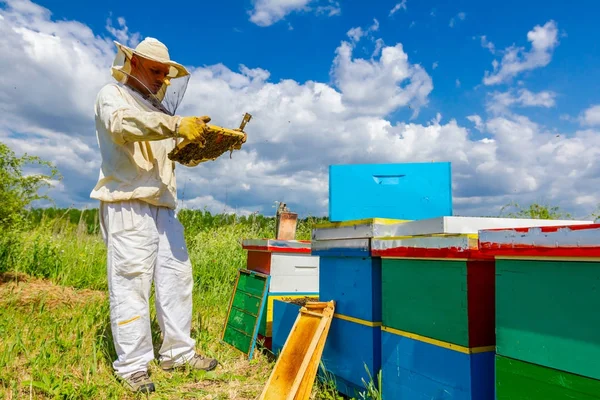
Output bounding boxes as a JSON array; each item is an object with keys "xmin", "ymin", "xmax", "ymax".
[
  {"xmin": 373, "ymin": 234, "xmax": 495, "ymax": 399},
  {"xmin": 242, "ymin": 239, "xmax": 319, "ymax": 349},
  {"xmin": 370, "ymin": 216, "xmax": 594, "ymax": 399},
  {"xmin": 328, "ymin": 162, "xmax": 452, "ymax": 222},
  {"xmin": 311, "ymin": 218, "xmax": 408, "ymax": 397},
  {"xmin": 479, "ymin": 224, "xmax": 600, "ymax": 398}
]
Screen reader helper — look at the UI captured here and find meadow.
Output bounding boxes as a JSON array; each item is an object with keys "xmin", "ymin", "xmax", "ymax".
[
  {"xmin": 0, "ymin": 141, "xmax": 585, "ymax": 399},
  {"xmin": 0, "ymin": 208, "xmax": 358, "ymax": 400}
]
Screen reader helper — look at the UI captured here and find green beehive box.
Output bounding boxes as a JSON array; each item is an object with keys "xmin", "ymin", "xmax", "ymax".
[
  {"xmin": 479, "ymin": 224, "xmax": 600, "ymax": 380},
  {"xmin": 496, "ymin": 355, "xmax": 600, "ymax": 399},
  {"xmin": 221, "ymin": 269, "xmax": 270, "ymax": 359},
  {"xmin": 495, "ymin": 258, "xmax": 600, "ymax": 379},
  {"xmin": 373, "ymin": 234, "xmax": 495, "ymax": 348}
]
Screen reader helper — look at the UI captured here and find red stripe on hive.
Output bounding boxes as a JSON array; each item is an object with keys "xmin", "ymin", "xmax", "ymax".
[
  {"xmin": 242, "ymin": 245, "xmax": 312, "ymax": 254},
  {"xmin": 481, "ymin": 223, "xmax": 600, "ymax": 233},
  {"xmin": 466, "ymin": 260, "xmax": 495, "ymax": 348},
  {"xmin": 372, "ymin": 247, "xmax": 494, "ymax": 260},
  {"xmin": 478, "ymin": 244, "xmax": 600, "ymax": 258}
]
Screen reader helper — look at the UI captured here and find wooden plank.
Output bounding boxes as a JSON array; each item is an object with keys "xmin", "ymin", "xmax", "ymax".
[
  {"xmin": 496, "ymin": 259, "xmax": 600, "ymax": 379},
  {"xmin": 259, "ymin": 301, "xmax": 335, "ymax": 400},
  {"xmin": 496, "ymin": 355, "xmax": 600, "ymax": 399},
  {"xmin": 382, "ymin": 258, "xmax": 470, "ymax": 346},
  {"xmin": 466, "ymin": 260, "xmax": 495, "ymax": 347}
]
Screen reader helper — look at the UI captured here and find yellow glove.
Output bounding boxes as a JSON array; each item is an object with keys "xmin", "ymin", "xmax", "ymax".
[
  {"xmin": 177, "ymin": 116, "xmax": 211, "ymax": 143},
  {"xmin": 232, "ymin": 128, "xmax": 247, "ymax": 150}
]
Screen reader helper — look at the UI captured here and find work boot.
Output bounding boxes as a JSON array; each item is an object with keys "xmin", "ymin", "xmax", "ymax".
[
  {"xmin": 162, "ymin": 353, "xmax": 218, "ymax": 372},
  {"xmin": 122, "ymin": 370, "xmax": 155, "ymax": 393}
]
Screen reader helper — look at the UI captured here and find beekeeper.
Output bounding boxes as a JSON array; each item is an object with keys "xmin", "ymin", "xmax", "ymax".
[{"xmin": 90, "ymin": 37, "xmax": 220, "ymax": 394}]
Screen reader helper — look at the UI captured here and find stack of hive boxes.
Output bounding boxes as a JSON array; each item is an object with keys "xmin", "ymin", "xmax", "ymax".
[
  {"xmin": 312, "ymin": 216, "xmax": 593, "ymax": 398},
  {"xmin": 479, "ymin": 224, "xmax": 600, "ymax": 399},
  {"xmin": 372, "ymin": 216, "xmax": 592, "ymax": 399},
  {"xmin": 241, "ymin": 239, "xmax": 320, "ymax": 350},
  {"xmin": 310, "ymin": 218, "xmax": 408, "ymax": 397}
]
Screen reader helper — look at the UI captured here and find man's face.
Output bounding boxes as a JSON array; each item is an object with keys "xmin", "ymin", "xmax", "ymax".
[{"xmin": 130, "ymin": 55, "xmax": 171, "ymax": 94}]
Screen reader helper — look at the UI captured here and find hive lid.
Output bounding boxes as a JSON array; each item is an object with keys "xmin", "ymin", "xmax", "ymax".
[
  {"xmin": 312, "ymin": 218, "xmax": 410, "ymax": 241},
  {"xmin": 479, "ymin": 223, "xmax": 600, "ymax": 258},
  {"xmin": 242, "ymin": 239, "xmax": 312, "ymax": 253},
  {"xmin": 372, "ymin": 234, "xmax": 482, "ymax": 259},
  {"xmin": 378, "ymin": 216, "xmax": 594, "ymax": 237}
]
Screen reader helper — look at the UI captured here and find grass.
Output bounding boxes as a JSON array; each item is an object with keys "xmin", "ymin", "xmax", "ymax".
[{"xmin": 0, "ymin": 210, "xmax": 378, "ymax": 399}]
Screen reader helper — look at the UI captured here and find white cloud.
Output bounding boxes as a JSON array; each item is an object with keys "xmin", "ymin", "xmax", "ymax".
[
  {"xmin": 346, "ymin": 27, "xmax": 364, "ymax": 42},
  {"xmin": 248, "ymin": 0, "xmax": 340, "ymax": 27},
  {"xmin": 330, "ymin": 39, "xmax": 433, "ymax": 117},
  {"xmin": 389, "ymin": 0, "xmax": 407, "ymax": 16},
  {"xmin": 105, "ymin": 16, "xmax": 140, "ymax": 47},
  {"xmin": 487, "ymin": 89, "xmax": 557, "ymax": 114},
  {"xmin": 484, "ymin": 20, "xmax": 559, "ymax": 85},
  {"xmin": 2, "ymin": 1, "xmax": 600, "ymax": 220},
  {"xmin": 455, "ymin": 79, "xmax": 461, "ymax": 88},
  {"xmin": 449, "ymin": 12, "xmax": 466, "ymax": 28},
  {"xmin": 580, "ymin": 105, "xmax": 600, "ymax": 126},
  {"xmin": 467, "ymin": 115, "xmax": 484, "ymax": 132},
  {"xmin": 316, "ymin": 1, "xmax": 341, "ymax": 17},
  {"xmin": 477, "ymin": 35, "xmax": 495, "ymax": 54},
  {"xmin": 346, "ymin": 19, "xmax": 378, "ymax": 43},
  {"xmin": 432, "ymin": 61, "xmax": 438, "ymax": 70}
]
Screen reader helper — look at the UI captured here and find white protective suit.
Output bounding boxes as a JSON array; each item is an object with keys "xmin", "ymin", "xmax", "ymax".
[{"xmin": 91, "ymin": 81, "xmax": 197, "ymax": 378}]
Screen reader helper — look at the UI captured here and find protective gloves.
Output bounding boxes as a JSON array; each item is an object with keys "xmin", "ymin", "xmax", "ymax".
[
  {"xmin": 176, "ymin": 116, "xmax": 211, "ymax": 143},
  {"xmin": 231, "ymin": 128, "xmax": 247, "ymax": 150}
]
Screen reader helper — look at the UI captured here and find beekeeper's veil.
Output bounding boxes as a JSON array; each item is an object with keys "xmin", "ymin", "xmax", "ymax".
[{"xmin": 111, "ymin": 37, "xmax": 190, "ymax": 115}]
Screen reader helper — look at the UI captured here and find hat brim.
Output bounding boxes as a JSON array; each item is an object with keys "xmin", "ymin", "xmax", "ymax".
[{"xmin": 113, "ymin": 41, "xmax": 189, "ymax": 79}]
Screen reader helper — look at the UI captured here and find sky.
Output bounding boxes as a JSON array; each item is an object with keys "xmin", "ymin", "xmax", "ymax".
[{"xmin": 1, "ymin": 0, "xmax": 600, "ymax": 219}]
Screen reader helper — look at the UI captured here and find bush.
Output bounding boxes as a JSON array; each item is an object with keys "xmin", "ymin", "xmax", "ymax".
[{"xmin": 0, "ymin": 141, "xmax": 61, "ymax": 228}]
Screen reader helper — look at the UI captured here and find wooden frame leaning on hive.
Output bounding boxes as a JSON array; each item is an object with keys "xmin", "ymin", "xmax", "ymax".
[{"xmin": 168, "ymin": 113, "xmax": 252, "ymax": 165}]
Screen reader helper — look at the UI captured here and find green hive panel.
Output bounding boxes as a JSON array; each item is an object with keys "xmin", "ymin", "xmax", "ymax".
[
  {"xmin": 222, "ymin": 270, "xmax": 269, "ymax": 359},
  {"xmin": 382, "ymin": 258, "xmax": 469, "ymax": 346},
  {"xmin": 496, "ymin": 259, "xmax": 600, "ymax": 380},
  {"xmin": 496, "ymin": 355, "xmax": 600, "ymax": 399}
]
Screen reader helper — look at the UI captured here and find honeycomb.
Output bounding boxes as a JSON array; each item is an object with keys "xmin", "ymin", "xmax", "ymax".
[{"xmin": 168, "ymin": 126, "xmax": 246, "ymax": 165}]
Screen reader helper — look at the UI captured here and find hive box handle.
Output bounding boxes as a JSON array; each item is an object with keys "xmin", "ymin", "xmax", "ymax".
[{"xmin": 372, "ymin": 174, "xmax": 406, "ymax": 185}]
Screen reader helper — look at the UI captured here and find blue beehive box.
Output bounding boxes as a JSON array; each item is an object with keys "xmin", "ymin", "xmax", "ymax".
[
  {"xmin": 271, "ymin": 299, "xmax": 301, "ymax": 355},
  {"xmin": 310, "ymin": 219, "xmax": 408, "ymax": 397},
  {"xmin": 381, "ymin": 329, "xmax": 495, "ymax": 399},
  {"xmin": 328, "ymin": 162, "xmax": 452, "ymax": 222}
]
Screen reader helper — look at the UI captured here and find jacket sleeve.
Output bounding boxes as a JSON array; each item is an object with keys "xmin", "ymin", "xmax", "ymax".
[{"xmin": 96, "ymin": 84, "xmax": 182, "ymax": 144}]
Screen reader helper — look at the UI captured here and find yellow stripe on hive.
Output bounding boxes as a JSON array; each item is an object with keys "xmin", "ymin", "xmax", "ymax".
[
  {"xmin": 117, "ymin": 315, "xmax": 140, "ymax": 326},
  {"xmin": 381, "ymin": 326, "xmax": 495, "ymax": 354},
  {"xmin": 333, "ymin": 313, "xmax": 382, "ymax": 327}
]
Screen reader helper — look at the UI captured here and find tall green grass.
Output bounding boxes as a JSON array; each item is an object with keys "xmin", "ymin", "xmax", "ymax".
[{"xmin": 0, "ymin": 209, "xmax": 356, "ymax": 399}]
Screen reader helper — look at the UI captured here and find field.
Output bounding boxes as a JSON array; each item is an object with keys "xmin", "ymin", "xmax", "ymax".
[{"xmin": 0, "ymin": 209, "xmax": 358, "ymax": 399}]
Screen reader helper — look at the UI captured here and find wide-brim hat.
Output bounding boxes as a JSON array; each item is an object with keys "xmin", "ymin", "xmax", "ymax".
[{"xmin": 111, "ymin": 37, "xmax": 190, "ymax": 84}]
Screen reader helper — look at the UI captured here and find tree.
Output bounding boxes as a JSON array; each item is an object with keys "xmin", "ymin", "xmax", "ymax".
[
  {"xmin": 0, "ymin": 141, "xmax": 61, "ymax": 227},
  {"xmin": 499, "ymin": 201, "xmax": 572, "ymax": 220}
]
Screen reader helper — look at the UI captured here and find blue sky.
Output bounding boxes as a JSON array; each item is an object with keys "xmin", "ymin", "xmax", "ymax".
[
  {"xmin": 1, "ymin": 0, "xmax": 600, "ymax": 218},
  {"xmin": 32, "ymin": 0, "xmax": 600, "ymax": 130}
]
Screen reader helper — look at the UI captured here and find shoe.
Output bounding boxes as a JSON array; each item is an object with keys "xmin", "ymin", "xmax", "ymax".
[
  {"xmin": 162, "ymin": 353, "xmax": 218, "ymax": 372},
  {"xmin": 122, "ymin": 370, "xmax": 155, "ymax": 393}
]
